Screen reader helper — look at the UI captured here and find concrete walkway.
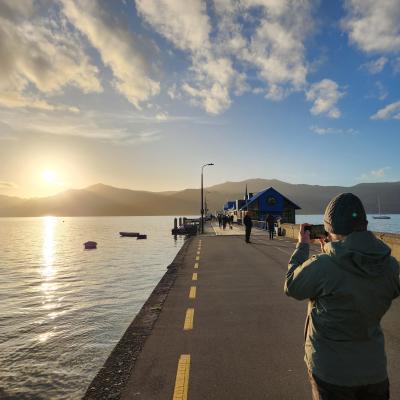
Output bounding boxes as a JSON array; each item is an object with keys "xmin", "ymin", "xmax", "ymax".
[{"xmin": 120, "ymin": 233, "xmax": 400, "ymax": 400}]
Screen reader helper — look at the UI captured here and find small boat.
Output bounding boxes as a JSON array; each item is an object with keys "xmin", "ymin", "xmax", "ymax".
[
  {"xmin": 120, "ymin": 232, "xmax": 140, "ymax": 237},
  {"xmin": 373, "ymin": 196, "xmax": 391, "ymax": 219},
  {"xmin": 84, "ymin": 241, "xmax": 97, "ymax": 249},
  {"xmin": 137, "ymin": 234, "xmax": 147, "ymax": 240}
]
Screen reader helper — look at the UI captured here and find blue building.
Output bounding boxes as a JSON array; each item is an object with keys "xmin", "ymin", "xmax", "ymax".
[
  {"xmin": 223, "ymin": 201, "xmax": 236, "ymax": 212},
  {"xmin": 240, "ymin": 187, "xmax": 300, "ymax": 223}
]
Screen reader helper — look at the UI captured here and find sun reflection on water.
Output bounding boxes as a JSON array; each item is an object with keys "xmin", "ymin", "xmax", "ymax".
[{"xmin": 39, "ymin": 217, "xmax": 58, "ymax": 343}]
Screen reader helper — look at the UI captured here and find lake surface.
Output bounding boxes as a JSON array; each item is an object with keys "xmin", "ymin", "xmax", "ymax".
[
  {"xmin": 296, "ymin": 214, "xmax": 400, "ymax": 234},
  {"xmin": 0, "ymin": 216, "xmax": 185, "ymax": 400}
]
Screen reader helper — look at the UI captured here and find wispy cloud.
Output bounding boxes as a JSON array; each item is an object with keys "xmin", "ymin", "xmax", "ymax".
[
  {"xmin": 0, "ymin": 109, "xmax": 165, "ymax": 144},
  {"xmin": 360, "ymin": 57, "xmax": 388, "ymax": 74},
  {"xmin": 310, "ymin": 125, "xmax": 358, "ymax": 135},
  {"xmin": 359, "ymin": 166, "xmax": 391, "ymax": 181},
  {"xmin": 371, "ymin": 101, "xmax": 400, "ymax": 120},
  {"xmin": 0, "ymin": 181, "xmax": 18, "ymax": 190},
  {"xmin": 306, "ymin": 79, "xmax": 345, "ymax": 118}
]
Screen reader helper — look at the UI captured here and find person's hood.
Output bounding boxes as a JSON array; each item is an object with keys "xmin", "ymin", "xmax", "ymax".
[{"xmin": 325, "ymin": 231, "xmax": 392, "ymax": 277}]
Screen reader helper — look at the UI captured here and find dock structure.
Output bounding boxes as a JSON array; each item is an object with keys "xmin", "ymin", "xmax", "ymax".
[{"xmin": 86, "ymin": 222, "xmax": 400, "ymax": 400}]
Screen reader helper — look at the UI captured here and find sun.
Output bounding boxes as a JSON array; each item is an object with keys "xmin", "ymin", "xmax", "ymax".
[{"xmin": 41, "ymin": 170, "xmax": 57, "ymax": 184}]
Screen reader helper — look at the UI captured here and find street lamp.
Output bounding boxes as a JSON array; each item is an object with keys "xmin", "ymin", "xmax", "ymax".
[{"xmin": 201, "ymin": 163, "xmax": 214, "ymax": 234}]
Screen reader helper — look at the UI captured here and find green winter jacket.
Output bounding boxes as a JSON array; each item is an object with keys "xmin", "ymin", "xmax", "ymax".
[{"xmin": 285, "ymin": 231, "xmax": 400, "ymax": 386}]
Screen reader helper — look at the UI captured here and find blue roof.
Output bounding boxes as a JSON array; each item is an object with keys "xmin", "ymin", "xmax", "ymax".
[{"xmin": 239, "ymin": 187, "xmax": 301, "ymax": 210}]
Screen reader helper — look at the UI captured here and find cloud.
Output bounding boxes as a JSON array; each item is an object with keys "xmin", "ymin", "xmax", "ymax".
[
  {"xmin": 310, "ymin": 125, "xmax": 358, "ymax": 135},
  {"xmin": 306, "ymin": 79, "xmax": 345, "ymax": 118},
  {"xmin": 360, "ymin": 166, "xmax": 391, "ymax": 181},
  {"xmin": 371, "ymin": 101, "xmax": 400, "ymax": 120},
  {"xmin": 62, "ymin": 0, "xmax": 160, "ymax": 109},
  {"xmin": 360, "ymin": 57, "xmax": 388, "ymax": 74},
  {"xmin": 342, "ymin": 0, "xmax": 400, "ymax": 53},
  {"xmin": 136, "ymin": 0, "xmax": 316, "ymax": 114},
  {"xmin": 0, "ymin": 108, "xmax": 164, "ymax": 144},
  {"xmin": 0, "ymin": 181, "xmax": 18, "ymax": 190},
  {"xmin": 0, "ymin": 0, "xmax": 102, "ymax": 110}
]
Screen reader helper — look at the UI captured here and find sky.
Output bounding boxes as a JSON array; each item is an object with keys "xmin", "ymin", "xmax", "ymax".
[{"xmin": 0, "ymin": 0, "xmax": 399, "ymax": 198}]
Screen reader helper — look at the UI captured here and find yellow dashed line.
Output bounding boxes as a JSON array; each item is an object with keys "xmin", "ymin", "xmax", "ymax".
[
  {"xmin": 183, "ymin": 308, "xmax": 194, "ymax": 330},
  {"xmin": 194, "ymin": 263, "xmax": 199, "ymax": 269},
  {"xmin": 192, "ymin": 272, "xmax": 198, "ymax": 281},
  {"xmin": 195, "ymin": 256, "xmax": 200, "ymax": 261},
  {"xmin": 173, "ymin": 354, "xmax": 190, "ymax": 400},
  {"xmin": 189, "ymin": 286, "xmax": 197, "ymax": 299}
]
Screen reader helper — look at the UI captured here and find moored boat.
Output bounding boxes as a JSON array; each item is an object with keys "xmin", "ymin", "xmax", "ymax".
[{"xmin": 120, "ymin": 232, "xmax": 140, "ymax": 237}]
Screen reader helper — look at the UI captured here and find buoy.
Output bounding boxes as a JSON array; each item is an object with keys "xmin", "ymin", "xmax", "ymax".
[
  {"xmin": 84, "ymin": 241, "xmax": 97, "ymax": 249},
  {"xmin": 137, "ymin": 234, "xmax": 147, "ymax": 240}
]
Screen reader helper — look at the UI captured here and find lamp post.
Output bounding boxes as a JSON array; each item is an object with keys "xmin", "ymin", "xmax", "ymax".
[{"xmin": 201, "ymin": 163, "xmax": 214, "ymax": 234}]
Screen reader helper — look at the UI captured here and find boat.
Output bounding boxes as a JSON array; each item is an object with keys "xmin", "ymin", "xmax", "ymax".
[
  {"xmin": 373, "ymin": 196, "xmax": 391, "ymax": 219},
  {"xmin": 120, "ymin": 232, "xmax": 140, "ymax": 237},
  {"xmin": 84, "ymin": 241, "xmax": 97, "ymax": 249},
  {"xmin": 137, "ymin": 234, "xmax": 147, "ymax": 239}
]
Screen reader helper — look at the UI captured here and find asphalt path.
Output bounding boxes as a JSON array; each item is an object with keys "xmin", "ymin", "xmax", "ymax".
[{"xmin": 121, "ymin": 232, "xmax": 400, "ymax": 400}]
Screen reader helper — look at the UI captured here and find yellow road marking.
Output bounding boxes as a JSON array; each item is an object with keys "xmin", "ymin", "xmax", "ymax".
[
  {"xmin": 195, "ymin": 256, "xmax": 200, "ymax": 261},
  {"xmin": 183, "ymin": 308, "xmax": 194, "ymax": 330},
  {"xmin": 192, "ymin": 272, "xmax": 198, "ymax": 281},
  {"xmin": 194, "ymin": 262, "xmax": 199, "ymax": 269},
  {"xmin": 173, "ymin": 354, "xmax": 190, "ymax": 400},
  {"xmin": 189, "ymin": 286, "xmax": 197, "ymax": 299}
]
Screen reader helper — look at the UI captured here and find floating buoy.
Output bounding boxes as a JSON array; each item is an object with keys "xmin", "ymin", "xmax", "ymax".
[
  {"xmin": 84, "ymin": 241, "xmax": 97, "ymax": 249},
  {"xmin": 137, "ymin": 234, "xmax": 147, "ymax": 240}
]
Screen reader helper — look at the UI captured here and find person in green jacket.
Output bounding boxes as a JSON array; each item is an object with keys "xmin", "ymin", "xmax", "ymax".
[{"xmin": 285, "ymin": 193, "xmax": 400, "ymax": 400}]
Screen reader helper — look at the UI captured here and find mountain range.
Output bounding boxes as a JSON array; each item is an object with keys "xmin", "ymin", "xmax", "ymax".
[{"xmin": 0, "ymin": 179, "xmax": 399, "ymax": 217}]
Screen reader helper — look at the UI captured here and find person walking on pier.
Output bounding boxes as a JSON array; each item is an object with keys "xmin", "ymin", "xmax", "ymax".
[
  {"xmin": 266, "ymin": 214, "xmax": 275, "ymax": 240},
  {"xmin": 285, "ymin": 193, "xmax": 400, "ymax": 400},
  {"xmin": 243, "ymin": 213, "xmax": 252, "ymax": 243}
]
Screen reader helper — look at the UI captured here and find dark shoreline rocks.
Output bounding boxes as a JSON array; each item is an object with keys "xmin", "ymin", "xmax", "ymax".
[{"xmin": 82, "ymin": 237, "xmax": 193, "ymax": 400}]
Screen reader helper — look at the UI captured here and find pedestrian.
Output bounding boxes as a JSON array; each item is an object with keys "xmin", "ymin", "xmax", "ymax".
[
  {"xmin": 218, "ymin": 214, "xmax": 222, "ymax": 228},
  {"xmin": 229, "ymin": 215, "xmax": 233, "ymax": 229},
  {"xmin": 243, "ymin": 213, "xmax": 252, "ymax": 243},
  {"xmin": 222, "ymin": 215, "xmax": 227, "ymax": 230},
  {"xmin": 266, "ymin": 214, "xmax": 275, "ymax": 240},
  {"xmin": 285, "ymin": 193, "xmax": 400, "ymax": 400}
]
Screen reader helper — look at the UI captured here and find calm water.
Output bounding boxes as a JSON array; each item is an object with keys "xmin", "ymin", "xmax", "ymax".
[
  {"xmin": 0, "ymin": 216, "xmax": 185, "ymax": 400},
  {"xmin": 296, "ymin": 214, "xmax": 400, "ymax": 234}
]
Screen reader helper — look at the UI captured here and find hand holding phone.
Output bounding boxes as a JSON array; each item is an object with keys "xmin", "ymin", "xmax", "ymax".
[{"xmin": 304, "ymin": 224, "xmax": 328, "ymax": 240}]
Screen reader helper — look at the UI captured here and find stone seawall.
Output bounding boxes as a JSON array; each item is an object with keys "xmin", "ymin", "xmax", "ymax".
[{"xmin": 281, "ymin": 223, "xmax": 400, "ymax": 261}]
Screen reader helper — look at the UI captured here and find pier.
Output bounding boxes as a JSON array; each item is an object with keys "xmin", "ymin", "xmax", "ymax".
[{"xmin": 85, "ymin": 222, "xmax": 400, "ymax": 399}]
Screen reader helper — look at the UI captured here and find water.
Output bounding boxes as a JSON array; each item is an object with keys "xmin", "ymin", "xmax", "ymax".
[
  {"xmin": 0, "ymin": 216, "xmax": 185, "ymax": 400},
  {"xmin": 296, "ymin": 214, "xmax": 400, "ymax": 234}
]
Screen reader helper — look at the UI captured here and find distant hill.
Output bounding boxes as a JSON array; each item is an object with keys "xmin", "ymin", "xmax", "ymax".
[{"xmin": 0, "ymin": 179, "xmax": 399, "ymax": 216}]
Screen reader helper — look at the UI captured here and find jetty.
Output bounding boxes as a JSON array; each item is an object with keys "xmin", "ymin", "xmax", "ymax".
[{"xmin": 84, "ymin": 222, "xmax": 400, "ymax": 399}]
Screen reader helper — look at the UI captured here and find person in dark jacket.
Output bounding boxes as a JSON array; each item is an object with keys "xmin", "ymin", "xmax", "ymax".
[
  {"xmin": 285, "ymin": 193, "xmax": 400, "ymax": 400},
  {"xmin": 243, "ymin": 213, "xmax": 252, "ymax": 243},
  {"xmin": 266, "ymin": 214, "xmax": 275, "ymax": 240}
]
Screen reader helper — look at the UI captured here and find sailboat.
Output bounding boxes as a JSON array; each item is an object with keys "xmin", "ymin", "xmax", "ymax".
[{"xmin": 373, "ymin": 196, "xmax": 391, "ymax": 219}]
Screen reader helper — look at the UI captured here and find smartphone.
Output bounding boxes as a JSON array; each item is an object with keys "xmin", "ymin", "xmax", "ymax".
[{"xmin": 304, "ymin": 224, "xmax": 327, "ymax": 239}]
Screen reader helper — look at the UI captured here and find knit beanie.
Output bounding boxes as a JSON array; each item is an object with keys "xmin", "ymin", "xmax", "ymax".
[{"xmin": 323, "ymin": 193, "xmax": 368, "ymax": 235}]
